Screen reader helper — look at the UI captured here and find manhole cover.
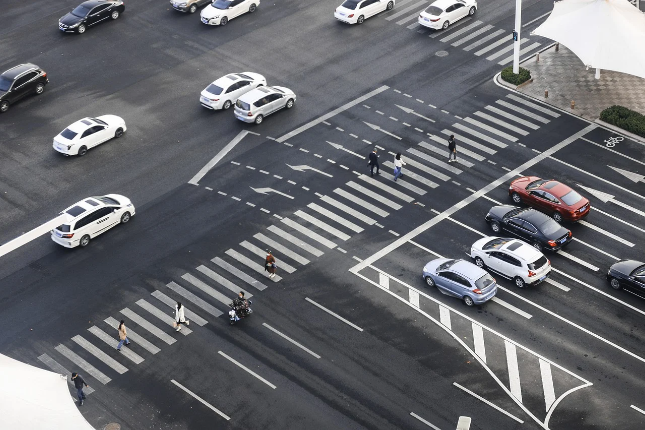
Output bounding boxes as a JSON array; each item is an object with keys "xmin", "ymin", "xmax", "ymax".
[
  {"xmin": 435, "ymin": 50, "xmax": 449, "ymax": 57},
  {"xmin": 104, "ymin": 424, "xmax": 121, "ymax": 430}
]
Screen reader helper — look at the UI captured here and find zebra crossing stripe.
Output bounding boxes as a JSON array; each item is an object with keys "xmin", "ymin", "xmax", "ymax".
[
  {"xmin": 386, "ymin": 0, "xmax": 428, "ymax": 21},
  {"xmin": 474, "ymin": 36, "xmax": 512, "ymax": 56},
  {"xmin": 183, "ymin": 271, "xmax": 244, "ymax": 304},
  {"xmin": 418, "ymin": 141, "xmax": 475, "ymax": 166},
  {"xmin": 224, "ymin": 249, "xmax": 283, "ymax": 281},
  {"xmin": 38, "ymin": 353, "xmax": 96, "ymax": 394},
  {"xmin": 495, "ymin": 100, "xmax": 550, "ymax": 123},
  {"xmin": 486, "ymin": 38, "xmax": 528, "ymax": 61},
  {"xmin": 439, "ymin": 20, "xmax": 482, "ymax": 42},
  {"xmin": 87, "ymin": 326, "xmax": 145, "ymax": 364},
  {"xmin": 265, "ymin": 226, "xmax": 325, "ymax": 257},
  {"xmin": 453, "ymin": 123, "xmax": 509, "ymax": 147},
  {"xmin": 253, "ymin": 233, "xmax": 311, "ymax": 264},
  {"xmin": 484, "ymin": 105, "xmax": 540, "ymax": 130},
  {"xmin": 54, "ymin": 344, "xmax": 112, "ymax": 384},
  {"xmin": 281, "ymin": 217, "xmax": 338, "ymax": 249},
  {"xmin": 472, "ymin": 323, "xmax": 486, "ymax": 363},
  {"xmin": 439, "ymin": 306, "xmax": 451, "ymax": 329},
  {"xmin": 506, "ymin": 94, "xmax": 560, "ymax": 117},
  {"xmin": 441, "ymin": 129, "xmax": 498, "ymax": 154},
  {"xmin": 462, "ymin": 28, "xmax": 505, "ymax": 51},
  {"xmin": 346, "ymin": 181, "xmax": 403, "ymax": 210},
  {"xmin": 307, "ymin": 203, "xmax": 364, "ymax": 233},
  {"xmin": 425, "ymin": 136, "xmax": 485, "ymax": 161},
  {"xmin": 165, "ymin": 281, "xmax": 224, "ymax": 317},
  {"xmin": 105, "ymin": 317, "xmax": 162, "ymax": 354},
  {"xmin": 505, "ymin": 341, "xmax": 522, "ymax": 403},
  {"xmin": 319, "ymin": 195, "xmax": 378, "ymax": 225},
  {"xmin": 498, "ymin": 42, "xmax": 541, "ymax": 65},
  {"xmin": 333, "ymin": 188, "xmax": 391, "ymax": 217},
  {"xmin": 463, "ymin": 117, "xmax": 518, "ymax": 142},
  {"xmin": 473, "ymin": 111, "xmax": 530, "ymax": 136},
  {"xmin": 119, "ymin": 308, "xmax": 176, "ymax": 345},
  {"xmin": 429, "ymin": 16, "xmax": 471, "ymax": 38},
  {"xmin": 396, "ymin": 10, "xmax": 422, "ymax": 25},
  {"xmin": 383, "ymin": 160, "xmax": 439, "ymax": 189},
  {"xmin": 401, "ymin": 154, "xmax": 452, "ymax": 180},
  {"xmin": 151, "ymin": 290, "xmax": 209, "ymax": 326},
  {"xmin": 136, "ymin": 299, "xmax": 192, "ymax": 335},
  {"xmin": 239, "ymin": 240, "xmax": 297, "ymax": 273},
  {"xmin": 539, "ymin": 359, "xmax": 556, "ymax": 411},
  {"xmin": 407, "ymin": 148, "xmax": 463, "ymax": 174},
  {"xmin": 358, "ymin": 174, "xmax": 418, "ymax": 202},
  {"xmin": 451, "ymin": 24, "xmax": 493, "ymax": 46},
  {"xmin": 71, "ymin": 335, "xmax": 128, "ymax": 374},
  {"xmin": 211, "ymin": 256, "xmax": 269, "ymax": 290},
  {"xmin": 294, "ymin": 210, "xmax": 352, "ymax": 241},
  {"xmin": 196, "ymin": 264, "xmax": 254, "ymax": 297},
  {"xmin": 381, "ymin": 162, "xmax": 429, "ymax": 195}
]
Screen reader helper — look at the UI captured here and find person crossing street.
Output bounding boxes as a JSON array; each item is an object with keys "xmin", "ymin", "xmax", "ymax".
[
  {"xmin": 368, "ymin": 149, "xmax": 380, "ymax": 177},
  {"xmin": 393, "ymin": 152, "xmax": 406, "ymax": 181},
  {"xmin": 447, "ymin": 135, "xmax": 457, "ymax": 162},
  {"xmin": 265, "ymin": 251, "xmax": 277, "ymax": 279},
  {"xmin": 116, "ymin": 320, "xmax": 131, "ymax": 351}
]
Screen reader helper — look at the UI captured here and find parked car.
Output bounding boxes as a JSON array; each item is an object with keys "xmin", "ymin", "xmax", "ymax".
[
  {"xmin": 59, "ymin": 0, "xmax": 125, "ymax": 34},
  {"xmin": 0, "ymin": 64, "xmax": 48, "ymax": 113},
  {"xmin": 485, "ymin": 205, "xmax": 572, "ymax": 251},
  {"xmin": 234, "ymin": 85, "xmax": 295, "ymax": 124},
  {"xmin": 53, "ymin": 115, "xmax": 126, "ymax": 156},
  {"xmin": 51, "ymin": 195, "xmax": 135, "ymax": 248},
  {"xmin": 334, "ymin": 0, "xmax": 395, "ymax": 25},
  {"xmin": 201, "ymin": 0, "xmax": 258, "ymax": 26},
  {"xmin": 200, "ymin": 72, "xmax": 266, "ymax": 110},
  {"xmin": 422, "ymin": 258, "xmax": 497, "ymax": 306},
  {"xmin": 470, "ymin": 237, "xmax": 551, "ymax": 288},
  {"xmin": 170, "ymin": 0, "xmax": 210, "ymax": 13},
  {"xmin": 509, "ymin": 176, "xmax": 590, "ymax": 222},
  {"xmin": 418, "ymin": 0, "xmax": 477, "ymax": 30},
  {"xmin": 607, "ymin": 260, "xmax": 645, "ymax": 295}
]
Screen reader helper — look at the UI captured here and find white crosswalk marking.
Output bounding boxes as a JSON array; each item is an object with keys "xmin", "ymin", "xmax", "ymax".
[
  {"xmin": 152, "ymin": 290, "xmax": 209, "ymax": 326},
  {"xmin": 409, "ymin": 289, "xmax": 420, "ymax": 307},
  {"xmin": 183, "ymin": 271, "xmax": 249, "ymax": 305},
  {"xmin": 484, "ymin": 105, "xmax": 540, "ymax": 129},
  {"xmin": 429, "ymin": 16, "xmax": 471, "ymax": 38},
  {"xmin": 224, "ymin": 248, "xmax": 284, "ymax": 280},
  {"xmin": 498, "ymin": 42, "xmax": 541, "ymax": 65},
  {"xmin": 495, "ymin": 100, "xmax": 550, "ymax": 123},
  {"xmin": 253, "ymin": 233, "xmax": 311, "ymax": 264},
  {"xmin": 506, "ymin": 94, "xmax": 560, "ymax": 117},
  {"xmin": 472, "ymin": 323, "xmax": 486, "ymax": 363},
  {"xmin": 505, "ymin": 341, "xmax": 522, "ymax": 403},
  {"xmin": 426, "ymin": 135, "xmax": 485, "ymax": 161},
  {"xmin": 105, "ymin": 317, "xmax": 161, "ymax": 354},
  {"xmin": 451, "ymin": 24, "xmax": 493, "ymax": 46},
  {"xmin": 379, "ymin": 272, "xmax": 390, "ymax": 289},
  {"xmin": 578, "ymin": 220, "xmax": 634, "ymax": 246},
  {"xmin": 358, "ymin": 174, "xmax": 417, "ymax": 201},
  {"xmin": 240, "ymin": 240, "xmax": 297, "ymax": 273},
  {"xmin": 386, "ymin": 0, "xmax": 427, "ymax": 21},
  {"xmin": 346, "ymin": 181, "xmax": 403, "ymax": 210},
  {"xmin": 38, "ymin": 353, "xmax": 96, "ymax": 394},
  {"xmin": 396, "ymin": 155, "xmax": 451, "ymax": 181},
  {"xmin": 396, "ymin": 10, "xmax": 422, "ymax": 25},
  {"xmin": 280, "ymin": 217, "xmax": 338, "ymax": 249},
  {"xmin": 320, "ymin": 195, "xmax": 378, "ymax": 224},
  {"xmin": 165, "ymin": 281, "xmax": 224, "ymax": 317},
  {"xmin": 71, "ymin": 335, "xmax": 129, "ymax": 374},
  {"xmin": 462, "ymin": 28, "xmax": 505, "ymax": 51},
  {"xmin": 211, "ymin": 257, "xmax": 269, "ymax": 290},
  {"xmin": 441, "ymin": 129, "xmax": 497, "ymax": 154},
  {"xmin": 407, "ymin": 21, "xmax": 420, "ymax": 30},
  {"xmin": 119, "ymin": 308, "xmax": 176, "ymax": 345},
  {"xmin": 333, "ymin": 188, "xmax": 391, "ymax": 216},
  {"xmin": 474, "ymin": 36, "xmax": 515, "ymax": 56},
  {"xmin": 439, "ymin": 306, "xmax": 451, "ymax": 329},
  {"xmin": 486, "ymin": 39, "xmax": 528, "ymax": 60},
  {"xmin": 54, "ymin": 344, "xmax": 112, "ymax": 384},
  {"xmin": 294, "ymin": 210, "xmax": 351, "ymax": 241},
  {"xmin": 88, "ymin": 326, "xmax": 145, "ymax": 364},
  {"xmin": 383, "ymin": 160, "xmax": 440, "ymax": 189},
  {"xmin": 474, "ymin": 111, "xmax": 529, "ymax": 136},
  {"xmin": 265, "ymin": 226, "xmax": 325, "ymax": 257},
  {"xmin": 463, "ymin": 117, "xmax": 518, "ymax": 142},
  {"xmin": 136, "ymin": 299, "xmax": 192, "ymax": 335},
  {"xmin": 381, "ymin": 161, "xmax": 429, "ymax": 195},
  {"xmin": 407, "ymin": 148, "xmax": 463, "ymax": 174},
  {"xmin": 453, "ymin": 123, "xmax": 509, "ymax": 148},
  {"xmin": 539, "ymin": 359, "xmax": 556, "ymax": 411},
  {"xmin": 439, "ymin": 20, "xmax": 482, "ymax": 42},
  {"xmin": 307, "ymin": 202, "xmax": 364, "ymax": 233},
  {"xmin": 196, "ymin": 264, "xmax": 254, "ymax": 296},
  {"xmin": 418, "ymin": 140, "xmax": 476, "ymax": 166}
]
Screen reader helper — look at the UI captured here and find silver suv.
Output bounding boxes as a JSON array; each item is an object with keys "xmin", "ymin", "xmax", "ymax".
[
  {"xmin": 422, "ymin": 258, "xmax": 497, "ymax": 306},
  {"xmin": 234, "ymin": 85, "xmax": 296, "ymax": 124}
]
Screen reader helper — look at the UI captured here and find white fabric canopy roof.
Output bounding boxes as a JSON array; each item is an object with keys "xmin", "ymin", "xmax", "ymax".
[
  {"xmin": 532, "ymin": 0, "xmax": 645, "ymax": 79},
  {"xmin": 0, "ymin": 354, "xmax": 95, "ymax": 430}
]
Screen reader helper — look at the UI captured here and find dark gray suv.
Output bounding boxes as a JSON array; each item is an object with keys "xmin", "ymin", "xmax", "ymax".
[{"xmin": 0, "ymin": 64, "xmax": 49, "ymax": 113}]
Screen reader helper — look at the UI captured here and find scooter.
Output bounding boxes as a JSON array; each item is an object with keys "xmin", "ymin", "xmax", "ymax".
[{"xmin": 228, "ymin": 300, "xmax": 252, "ymax": 325}]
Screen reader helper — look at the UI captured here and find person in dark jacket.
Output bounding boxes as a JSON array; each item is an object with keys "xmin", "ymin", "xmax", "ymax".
[
  {"xmin": 368, "ymin": 149, "xmax": 380, "ymax": 176},
  {"xmin": 447, "ymin": 135, "xmax": 457, "ymax": 162},
  {"xmin": 71, "ymin": 372, "xmax": 88, "ymax": 406}
]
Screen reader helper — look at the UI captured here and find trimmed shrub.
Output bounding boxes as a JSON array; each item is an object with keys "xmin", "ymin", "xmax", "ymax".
[
  {"xmin": 600, "ymin": 105, "xmax": 645, "ymax": 138},
  {"xmin": 501, "ymin": 66, "xmax": 531, "ymax": 86}
]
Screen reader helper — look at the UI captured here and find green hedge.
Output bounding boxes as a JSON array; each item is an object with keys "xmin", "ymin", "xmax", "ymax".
[
  {"xmin": 501, "ymin": 66, "xmax": 531, "ymax": 86},
  {"xmin": 600, "ymin": 105, "xmax": 645, "ymax": 138}
]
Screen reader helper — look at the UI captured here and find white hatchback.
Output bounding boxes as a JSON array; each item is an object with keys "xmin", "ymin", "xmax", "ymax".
[
  {"xmin": 200, "ymin": 72, "xmax": 266, "ymax": 110},
  {"xmin": 200, "ymin": 0, "xmax": 258, "ymax": 26},
  {"xmin": 418, "ymin": 0, "xmax": 476, "ymax": 30},
  {"xmin": 234, "ymin": 85, "xmax": 295, "ymax": 124},
  {"xmin": 53, "ymin": 115, "xmax": 126, "ymax": 156},
  {"xmin": 51, "ymin": 195, "xmax": 135, "ymax": 248},
  {"xmin": 335, "ymin": 0, "xmax": 395, "ymax": 24},
  {"xmin": 470, "ymin": 237, "xmax": 551, "ymax": 288}
]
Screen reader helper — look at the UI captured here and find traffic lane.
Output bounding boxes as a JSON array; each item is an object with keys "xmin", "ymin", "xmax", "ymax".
[{"xmin": 583, "ymin": 125, "xmax": 645, "ymax": 163}]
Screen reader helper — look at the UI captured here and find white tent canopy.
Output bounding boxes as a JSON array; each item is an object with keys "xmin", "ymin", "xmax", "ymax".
[
  {"xmin": 0, "ymin": 354, "xmax": 95, "ymax": 430},
  {"xmin": 532, "ymin": 0, "xmax": 645, "ymax": 79}
]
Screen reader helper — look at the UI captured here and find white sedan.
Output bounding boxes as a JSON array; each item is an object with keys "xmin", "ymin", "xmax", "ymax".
[
  {"xmin": 335, "ymin": 0, "xmax": 394, "ymax": 24},
  {"xmin": 53, "ymin": 115, "xmax": 126, "ymax": 156},
  {"xmin": 200, "ymin": 72, "xmax": 266, "ymax": 110},
  {"xmin": 201, "ymin": 0, "xmax": 258, "ymax": 26},
  {"xmin": 419, "ymin": 0, "xmax": 476, "ymax": 30}
]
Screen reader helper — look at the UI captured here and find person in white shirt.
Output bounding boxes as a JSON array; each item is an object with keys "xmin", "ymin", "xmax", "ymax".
[{"xmin": 394, "ymin": 152, "xmax": 406, "ymax": 181}]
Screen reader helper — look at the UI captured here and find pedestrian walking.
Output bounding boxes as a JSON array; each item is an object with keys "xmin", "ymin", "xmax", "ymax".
[
  {"xmin": 116, "ymin": 320, "xmax": 131, "ymax": 351},
  {"xmin": 368, "ymin": 149, "xmax": 380, "ymax": 177},
  {"xmin": 174, "ymin": 302, "xmax": 190, "ymax": 332},
  {"xmin": 393, "ymin": 152, "xmax": 406, "ymax": 181},
  {"xmin": 265, "ymin": 251, "xmax": 277, "ymax": 279},
  {"xmin": 71, "ymin": 372, "xmax": 88, "ymax": 406},
  {"xmin": 447, "ymin": 135, "xmax": 457, "ymax": 162}
]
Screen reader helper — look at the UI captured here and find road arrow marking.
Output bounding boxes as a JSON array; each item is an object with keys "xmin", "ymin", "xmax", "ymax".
[
  {"xmin": 326, "ymin": 141, "xmax": 365, "ymax": 159},
  {"xmin": 396, "ymin": 105, "xmax": 436, "ymax": 123},
  {"xmin": 609, "ymin": 166, "xmax": 645, "ymax": 183},
  {"xmin": 363, "ymin": 121, "xmax": 402, "ymax": 140},
  {"xmin": 286, "ymin": 164, "xmax": 333, "ymax": 177},
  {"xmin": 250, "ymin": 187, "xmax": 294, "ymax": 199},
  {"xmin": 578, "ymin": 184, "xmax": 645, "ymax": 217}
]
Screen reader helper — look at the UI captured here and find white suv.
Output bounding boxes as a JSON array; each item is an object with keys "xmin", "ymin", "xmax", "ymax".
[
  {"xmin": 234, "ymin": 85, "xmax": 296, "ymax": 124},
  {"xmin": 51, "ymin": 195, "xmax": 135, "ymax": 248},
  {"xmin": 470, "ymin": 237, "xmax": 550, "ymax": 288}
]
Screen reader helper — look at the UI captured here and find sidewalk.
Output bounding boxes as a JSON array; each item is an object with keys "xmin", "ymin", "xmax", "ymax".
[{"xmin": 513, "ymin": 44, "xmax": 645, "ymax": 120}]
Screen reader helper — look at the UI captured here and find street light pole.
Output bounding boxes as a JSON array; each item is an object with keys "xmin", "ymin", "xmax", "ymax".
[{"xmin": 512, "ymin": 0, "xmax": 522, "ymax": 74}]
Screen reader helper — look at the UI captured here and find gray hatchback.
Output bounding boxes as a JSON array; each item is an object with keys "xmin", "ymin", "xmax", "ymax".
[{"xmin": 422, "ymin": 258, "xmax": 497, "ymax": 306}]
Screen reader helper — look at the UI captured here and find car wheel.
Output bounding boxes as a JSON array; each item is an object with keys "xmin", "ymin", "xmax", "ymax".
[
  {"xmin": 386, "ymin": 1, "xmax": 394, "ymax": 10},
  {"xmin": 357, "ymin": 15, "xmax": 365, "ymax": 24},
  {"xmin": 469, "ymin": 6, "xmax": 476, "ymax": 15},
  {"xmin": 514, "ymin": 276, "xmax": 526, "ymax": 288},
  {"xmin": 115, "ymin": 128, "xmax": 124, "ymax": 138},
  {"xmin": 189, "ymin": 4, "xmax": 197, "ymax": 13},
  {"xmin": 35, "ymin": 83, "xmax": 45, "ymax": 95},
  {"xmin": 474, "ymin": 257, "xmax": 485, "ymax": 268},
  {"xmin": 77, "ymin": 24, "xmax": 86, "ymax": 34},
  {"xmin": 79, "ymin": 235, "xmax": 90, "ymax": 247},
  {"xmin": 442, "ymin": 20, "xmax": 449, "ymax": 30},
  {"xmin": 249, "ymin": 3, "xmax": 257, "ymax": 12},
  {"xmin": 286, "ymin": 98, "xmax": 295, "ymax": 109},
  {"xmin": 220, "ymin": 16, "xmax": 228, "ymax": 25},
  {"xmin": 120, "ymin": 212, "xmax": 131, "ymax": 224},
  {"xmin": 0, "ymin": 100, "xmax": 9, "ymax": 113},
  {"xmin": 223, "ymin": 100, "xmax": 232, "ymax": 110},
  {"xmin": 111, "ymin": 10, "xmax": 119, "ymax": 19},
  {"xmin": 490, "ymin": 221, "xmax": 500, "ymax": 233},
  {"xmin": 463, "ymin": 296, "xmax": 475, "ymax": 307},
  {"xmin": 425, "ymin": 276, "xmax": 435, "ymax": 287},
  {"xmin": 78, "ymin": 146, "xmax": 88, "ymax": 156},
  {"xmin": 609, "ymin": 277, "xmax": 621, "ymax": 290},
  {"xmin": 511, "ymin": 192, "xmax": 522, "ymax": 204},
  {"xmin": 552, "ymin": 212, "xmax": 563, "ymax": 223},
  {"xmin": 532, "ymin": 241, "xmax": 542, "ymax": 251},
  {"xmin": 254, "ymin": 114, "xmax": 263, "ymax": 125}
]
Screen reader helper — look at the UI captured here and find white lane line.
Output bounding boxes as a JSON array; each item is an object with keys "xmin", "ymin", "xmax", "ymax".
[
  {"xmin": 189, "ymin": 131, "xmax": 250, "ymax": 185},
  {"xmin": 345, "ymin": 181, "xmax": 403, "ymax": 210},
  {"xmin": 38, "ymin": 353, "xmax": 96, "ymax": 394},
  {"xmin": 578, "ymin": 220, "xmax": 634, "ymax": 247},
  {"xmin": 218, "ymin": 351, "xmax": 276, "ymax": 389},
  {"xmin": 631, "ymin": 405, "xmax": 645, "ymax": 415},
  {"xmin": 452, "ymin": 123, "xmax": 508, "ymax": 148},
  {"xmin": 88, "ymin": 326, "xmax": 144, "ymax": 364},
  {"xmin": 171, "ymin": 379, "xmax": 231, "ymax": 420},
  {"xmin": 105, "ymin": 317, "xmax": 161, "ymax": 354},
  {"xmin": 409, "ymin": 289, "xmax": 420, "ymax": 307},
  {"xmin": 410, "ymin": 412, "xmax": 441, "ymax": 430},
  {"xmin": 418, "ymin": 140, "xmax": 476, "ymax": 166},
  {"xmin": 358, "ymin": 174, "xmax": 417, "ymax": 202},
  {"xmin": 409, "ymin": 240, "xmax": 443, "ymax": 258},
  {"xmin": 183, "ymin": 272, "xmax": 237, "ymax": 304},
  {"xmin": 463, "ymin": 117, "xmax": 518, "ymax": 142},
  {"xmin": 71, "ymin": 335, "xmax": 128, "ymax": 374},
  {"xmin": 572, "ymin": 238, "xmax": 619, "ymax": 260},
  {"xmin": 557, "ymin": 250, "xmax": 599, "ymax": 271},
  {"xmin": 474, "ymin": 111, "xmax": 529, "ymax": 136},
  {"xmin": 320, "ymin": 195, "xmax": 377, "ymax": 225},
  {"xmin": 253, "ymin": 233, "xmax": 310, "ymax": 265},
  {"xmin": 307, "ymin": 202, "xmax": 364, "ymax": 233},
  {"xmin": 462, "ymin": 28, "xmax": 505, "ymax": 51},
  {"xmin": 262, "ymin": 323, "xmax": 321, "ymax": 359},
  {"xmin": 522, "ymin": 11, "xmax": 551, "ymax": 27},
  {"xmin": 120, "ymin": 308, "xmax": 176, "ymax": 345},
  {"xmin": 451, "ymin": 23, "xmax": 494, "ymax": 46},
  {"xmin": 137, "ymin": 299, "xmax": 192, "ymax": 335},
  {"xmin": 495, "ymin": 100, "xmax": 550, "ymax": 123},
  {"xmin": 0, "ymin": 214, "xmax": 67, "ymax": 260},
  {"xmin": 505, "ymin": 341, "xmax": 522, "ymax": 403},
  {"xmin": 379, "ymin": 272, "xmax": 390, "ymax": 289},
  {"xmin": 472, "ymin": 323, "xmax": 487, "ymax": 363},
  {"xmin": 439, "ymin": 20, "xmax": 483, "ymax": 42},
  {"xmin": 581, "ymin": 137, "xmax": 645, "ymax": 167},
  {"xmin": 54, "ymin": 344, "xmax": 111, "ymax": 385},
  {"xmin": 152, "ymin": 290, "xmax": 209, "ymax": 326},
  {"xmin": 277, "ymin": 85, "xmax": 389, "ymax": 142},
  {"xmin": 490, "ymin": 297, "xmax": 533, "ymax": 319},
  {"xmin": 294, "ymin": 210, "xmax": 351, "ymax": 241},
  {"xmin": 453, "ymin": 383, "xmax": 524, "ymax": 424},
  {"xmin": 408, "ymin": 148, "xmax": 463, "ymax": 174},
  {"xmin": 507, "ymin": 94, "xmax": 560, "ymax": 117},
  {"xmin": 305, "ymin": 297, "xmax": 363, "ymax": 331},
  {"xmin": 439, "ymin": 306, "xmax": 451, "ymax": 329},
  {"xmin": 211, "ymin": 257, "xmax": 269, "ymax": 291},
  {"xmin": 166, "ymin": 281, "xmax": 225, "ymax": 317},
  {"xmin": 544, "ymin": 278, "xmax": 570, "ymax": 292},
  {"xmin": 444, "ymin": 215, "xmax": 486, "ymax": 236},
  {"xmin": 389, "ymin": 230, "xmax": 400, "ymax": 237},
  {"xmin": 426, "ymin": 135, "xmax": 485, "ymax": 161},
  {"xmin": 265, "ymin": 225, "xmax": 324, "ymax": 257},
  {"xmin": 596, "ymin": 207, "xmax": 645, "ymax": 233},
  {"xmin": 239, "ymin": 240, "xmax": 297, "ymax": 273},
  {"xmin": 441, "ymin": 129, "xmax": 497, "ymax": 154},
  {"xmin": 539, "ymin": 359, "xmax": 556, "ymax": 412},
  {"xmin": 281, "ymin": 217, "xmax": 338, "ymax": 249}
]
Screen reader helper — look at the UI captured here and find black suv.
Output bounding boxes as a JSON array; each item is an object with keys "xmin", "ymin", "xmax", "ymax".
[{"xmin": 0, "ymin": 64, "xmax": 48, "ymax": 113}]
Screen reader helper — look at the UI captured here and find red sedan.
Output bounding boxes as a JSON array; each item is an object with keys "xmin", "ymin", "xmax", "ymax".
[{"xmin": 508, "ymin": 176, "xmax": 590, "ymax": 222}]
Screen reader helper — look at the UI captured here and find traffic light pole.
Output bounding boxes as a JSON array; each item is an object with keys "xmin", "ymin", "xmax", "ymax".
[{"xmin": 512, "ymin": 0, "xmax": 522, "ymax": 74}]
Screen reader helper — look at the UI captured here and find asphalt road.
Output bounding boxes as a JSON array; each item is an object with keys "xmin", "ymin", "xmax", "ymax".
[{"xmin": 2, "ymin": 0, "xmax": 645, "ymax": 429}]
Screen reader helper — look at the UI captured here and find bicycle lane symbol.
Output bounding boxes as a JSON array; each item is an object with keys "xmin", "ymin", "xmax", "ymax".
[{"xmin": 604, "ymin": 136, "xmax": 624, "ymax": 147}]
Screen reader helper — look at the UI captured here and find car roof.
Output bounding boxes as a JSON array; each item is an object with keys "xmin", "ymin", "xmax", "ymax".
[
  {"xmin": 540, "ymin": 181, "xmax": 571, "ymax": 197},
  {"xmin": 61, "ymin": 197, "xmax": 106, "ymax": 220},
  {"xmin": 80, "ymin": 0, "xmax": 112, "ymax": 7},
  {"xmin": 514, "ymin": 208, "xmax": 550, "ymax": 224},
  {"xmin": 2, "ymin": 63, "xmax": 40, "ymax": 79},
  {"xmin": 451, "ymin": 260, "xmax": 487, "ymax": 280},
  {"xmin": 238, "ymin": 86, "xmax": 279, "ymax": 102},
  {"xmin": 66, "ymin": 118, "xmax": 96, "ymax": 132},
  {"xmin": 501, "ymin": 240, "xmax": 540, "ymax": 261}
]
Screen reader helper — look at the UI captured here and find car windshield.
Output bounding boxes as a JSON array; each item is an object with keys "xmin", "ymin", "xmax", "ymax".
[
  {"xmin": 503, "ymin": 208, "xmax": 526, "ymax": 219},
  {"xmin": 632, "ymin": 266, "xmax": 645, "ymax": 277},
  {"xmin": 92, "ymin": 118, "xmax": 108, "ymax": 126},
  {"xmin": 437, "ymin": 259, "xmax": 457, "ymax": 270},
  {"xmin": 71, "ymin": 5, "xmax": 91, "ymax": 17},
  {"xmin": 425, "ymin": 5, "xmax": 443, "ymax": 15},
  {"xmin": 93, "ymin": 196, "xmax": 120, "ymax": 205},
  {"xmin": 482, "ymin": 238, "xmax": 511, "ymax": 250},
  {"xmin": 540, "ymin": 219, "xmax": 561, "ymax": 235},
  {"xmin": 206, "ymin": 84, "xmax": 223, "ymax": 95},
  {"xmin": 475, "ymin": 273, "xmax": 495, "ymax": 289},
  {"xmin": 0, "ymin": 76, "xmax": 12, "ymax": 91},
  {"xmin": 341, "ymin": 0, "xmax": 360, "ymax": 10},
  {"xmin": 561, "ymin": 190, "xmax": 583, "ymax": 206},
  {"xmin": 528, "ymin": 255, "xmax": 548, "ymax": 270},
  {"xmin": 60, "ymin": 128, "xmax": 77, "ymax": 140},
  {"xmin": 526, "ymin": 179, "xmax": 548, "ymax": 189},
  {"xmin": 212, "ymin": 0, "xmax": 232, "ymax": 9}
]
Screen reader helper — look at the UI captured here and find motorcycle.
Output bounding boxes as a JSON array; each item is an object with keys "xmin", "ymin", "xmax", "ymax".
[{"xmin": 228, "ymin": 300, "xmax": 252, "ymax": 325}]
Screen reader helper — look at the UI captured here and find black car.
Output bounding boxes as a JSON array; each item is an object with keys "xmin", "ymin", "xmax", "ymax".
[
  {"xmin": 59, "ymin": 0, "xmax": 125, "ymax": 34},
  {"xmin": 0, "ymin": 64, "xmax": 48, "ymax": 113},
  {"xmin": 485, "ymin": 205, "xmax": 572, "ymax": 252},
  {"xmin": 607, "ymin": 260, "xmax": 645, "ymax": 295}
]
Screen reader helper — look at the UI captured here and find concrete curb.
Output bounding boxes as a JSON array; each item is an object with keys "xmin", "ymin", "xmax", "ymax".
[{"xmin": 595, "ymin": 119, "xmax": 645, "ymax": 145}]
